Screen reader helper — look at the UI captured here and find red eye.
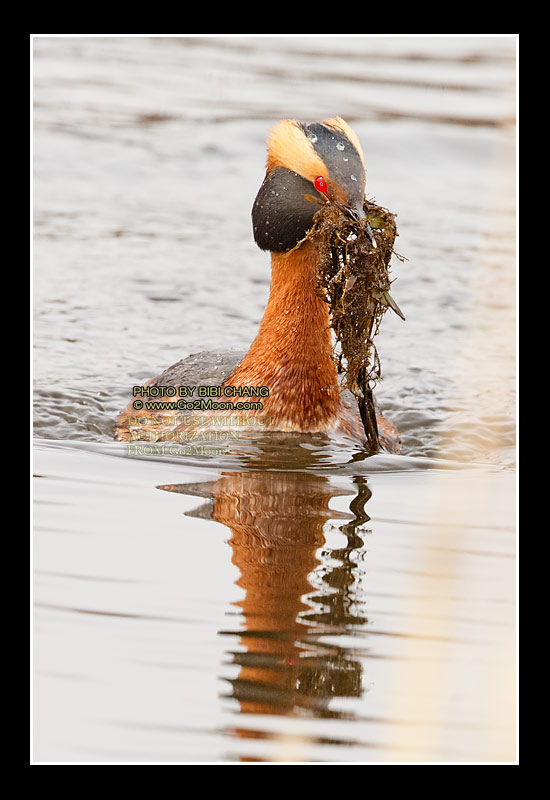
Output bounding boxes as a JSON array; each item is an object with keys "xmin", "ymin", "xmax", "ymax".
[{"xmin": 314, "ymin": 175, "xmax": 329, "ymax": 195}]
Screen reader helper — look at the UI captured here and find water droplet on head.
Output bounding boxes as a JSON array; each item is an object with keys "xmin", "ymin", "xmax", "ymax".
[{"xmin": 336, "ymin": 142, "xmax": 345, "ymax": 151}]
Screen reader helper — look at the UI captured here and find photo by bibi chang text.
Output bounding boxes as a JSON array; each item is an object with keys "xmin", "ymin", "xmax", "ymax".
[
  {"xmin": 132, "ymin": 385, "xmax": 270, "ymax": 412},
  {"xmin": 132, "ymin": 385, "xmax": 270, "ymax": 398}
]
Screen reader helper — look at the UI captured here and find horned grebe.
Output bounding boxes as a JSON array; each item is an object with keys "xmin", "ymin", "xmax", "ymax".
[{"xmin": 116, "ymin": 117, "xmax": 401, "ymax": 454}]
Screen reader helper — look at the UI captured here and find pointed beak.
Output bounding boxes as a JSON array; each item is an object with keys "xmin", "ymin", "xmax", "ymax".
[
  {"xmin": 343, "ymin": 201, "xmax": 366, "ymax": 223},
  {"xmin": 341, "ymin": 200, "xmax": 377, "ymax": 247}
]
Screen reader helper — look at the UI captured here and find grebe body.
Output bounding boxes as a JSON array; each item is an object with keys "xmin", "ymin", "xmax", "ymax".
[{"xmin": 116, "ymin": 117, "xmax": 401, "ymax": 453}]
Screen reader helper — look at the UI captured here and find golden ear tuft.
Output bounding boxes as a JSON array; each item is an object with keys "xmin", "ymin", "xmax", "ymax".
[
  {"xmin": 322, "ymin": 116, "xmax": 365, "ymax": 168},
  {"xmin": 266, "ymin": 119, "xmax": 327, "ymax": 182}
]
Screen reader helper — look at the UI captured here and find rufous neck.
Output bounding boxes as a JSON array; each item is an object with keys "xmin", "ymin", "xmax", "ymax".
[{"xmin": 226, "ymin": 241, "xmax": 342, "ymax": 431}]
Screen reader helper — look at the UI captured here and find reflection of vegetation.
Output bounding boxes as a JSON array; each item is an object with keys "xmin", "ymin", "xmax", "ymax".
[
  {"xmin": 305, "ymin": 478, "xmax": 371, "ymax": 631},
  {"xmin": 225, "ymin": 648, "xmax": 363, "ymax": 714},
  {"xmin": 159, "ymin": 472, "xmax": 373, "ymax": 719},
  {"xmin": 295, "ymin": 652, "xmax": 362, "ymax": 700}
]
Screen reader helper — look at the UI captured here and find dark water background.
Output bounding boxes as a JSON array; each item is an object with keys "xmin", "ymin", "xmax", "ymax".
[{"xmin": 33, "ymin": 36, "xmax": 516, "ymax": 763}]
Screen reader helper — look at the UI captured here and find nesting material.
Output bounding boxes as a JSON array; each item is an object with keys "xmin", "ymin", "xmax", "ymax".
[{"xmin": 310, "ymin": 199, "xmax": 404, "ymax": 449}]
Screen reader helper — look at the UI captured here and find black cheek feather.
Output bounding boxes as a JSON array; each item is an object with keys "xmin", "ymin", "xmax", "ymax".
[{"xmin": 252, "ymin": 167, "xmax": 318, "ymax": 252}]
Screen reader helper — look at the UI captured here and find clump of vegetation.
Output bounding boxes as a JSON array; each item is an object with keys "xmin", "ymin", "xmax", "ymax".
[{"xmin": 310, "ymin": 199, "xmax": 405, "ymax": 449}]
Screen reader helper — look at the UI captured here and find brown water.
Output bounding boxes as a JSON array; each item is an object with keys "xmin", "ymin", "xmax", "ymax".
[{"xmin": 32, "ymin": 36, "xmax": 517, "ymax": 763}]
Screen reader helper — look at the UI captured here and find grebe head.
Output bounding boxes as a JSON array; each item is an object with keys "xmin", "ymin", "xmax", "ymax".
[{"xmin": 252, "ymin": 117, "xmax": 367, "ymax": 253}]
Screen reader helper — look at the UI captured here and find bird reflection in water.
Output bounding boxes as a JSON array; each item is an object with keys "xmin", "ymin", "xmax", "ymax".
[{"xmin": 158, "ymin": 470, "xmax": 372, "ymax": 731}]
